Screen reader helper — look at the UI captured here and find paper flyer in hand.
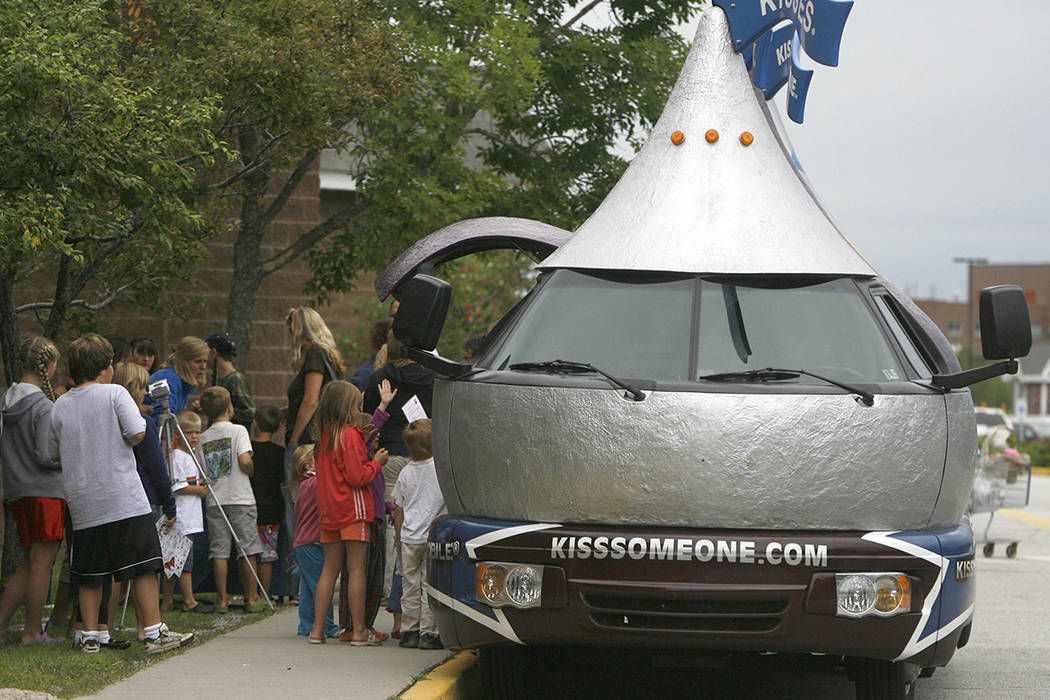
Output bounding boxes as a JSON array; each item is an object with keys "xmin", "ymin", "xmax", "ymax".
[
  {"xmin": 156, "ymin": 518, "xmax": 193, "ymax": 579},
  {"xmin": 402, "ymin": 394, "xmax": 429, "ymax": 423}
]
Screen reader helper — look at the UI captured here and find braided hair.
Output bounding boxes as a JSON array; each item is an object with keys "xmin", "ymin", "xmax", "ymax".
[{"xmin": 17, "ymin": 336, "xmax": 60, "ymax": 402}]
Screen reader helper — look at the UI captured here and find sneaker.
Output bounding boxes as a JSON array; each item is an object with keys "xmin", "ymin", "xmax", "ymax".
[
  {"xmin": 398, "ymin": 631, "xmax": 420, "ymax": 649},
  {"xmin": 144, "ymin": 624, "xmax": 195, "ymax": 655},
  {"xmin": 418, "ymin": 634, "xmax": 444, "ymax": 650},
  {"xmin": 80, "ymin": 638, "xmax": 100, "ymax": 654}
]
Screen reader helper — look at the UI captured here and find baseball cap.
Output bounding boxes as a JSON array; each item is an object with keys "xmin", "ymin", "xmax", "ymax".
[{"xmin": 205, "ymin": 331, "xmax": 237, "ymax": 357}]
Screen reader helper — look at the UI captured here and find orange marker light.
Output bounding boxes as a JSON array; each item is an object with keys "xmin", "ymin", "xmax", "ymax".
[
  {"xmin": 740, "ymin": 131, "xmax": 754, "ymax": 146},
  {"xmin": 670, "ymin": 130, "xmax": 685, "ymax": 145},
  {"xmin": 706, "ymin": 129, "xmax": 719, "ymax": 143}
]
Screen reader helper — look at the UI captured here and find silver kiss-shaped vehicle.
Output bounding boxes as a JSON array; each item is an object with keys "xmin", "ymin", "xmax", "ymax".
[{"xmin": 378, "ymin": 7, "xmax": 1031, "ymax": 699}]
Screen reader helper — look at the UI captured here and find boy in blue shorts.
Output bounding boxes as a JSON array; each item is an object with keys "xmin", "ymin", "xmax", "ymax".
[{"xmin": 47, "ymin": 334, "xmax": 193, "ymax": 654}]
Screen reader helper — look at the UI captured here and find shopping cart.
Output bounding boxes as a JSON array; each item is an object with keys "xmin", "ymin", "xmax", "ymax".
[{"xmin": 970, "ymin": 441, "xmax": 1032, "ymax": 558}]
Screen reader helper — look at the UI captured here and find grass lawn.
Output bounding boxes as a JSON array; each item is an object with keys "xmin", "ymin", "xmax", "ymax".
[{"xmin": 0, "ymin": 595, "xmax": 276, "ymax": 698}]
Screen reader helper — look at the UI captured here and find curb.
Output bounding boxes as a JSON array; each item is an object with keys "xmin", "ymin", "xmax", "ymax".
[{"xmin": 400, "ymin": 651, "xmax": 479, "ymax": 700}]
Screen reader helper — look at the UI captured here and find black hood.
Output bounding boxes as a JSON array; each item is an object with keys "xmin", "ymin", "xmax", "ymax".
[{"xmin": 383, "ymin": 362, "xmax": 436, "ymax": 392}]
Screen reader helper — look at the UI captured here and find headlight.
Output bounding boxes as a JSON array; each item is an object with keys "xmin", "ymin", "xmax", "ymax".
[
  {"xmin": 835, "ymin": 573, "xmax": 911, "ymax": 618},
  {"xmin": 476, "ymin": 562, "xmax": 544, "ymax": 609}
]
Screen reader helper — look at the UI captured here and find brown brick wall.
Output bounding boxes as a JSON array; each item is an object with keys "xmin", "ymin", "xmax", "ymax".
[{"xmin": 914, "ymin": 299, "xmax": 968, "ymax": 345}]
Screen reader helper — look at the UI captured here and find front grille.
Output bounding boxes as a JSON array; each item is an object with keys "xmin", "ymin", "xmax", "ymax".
[{"xmin": 583, "ymin": 592, "xmax": 788, "ymax": 633}]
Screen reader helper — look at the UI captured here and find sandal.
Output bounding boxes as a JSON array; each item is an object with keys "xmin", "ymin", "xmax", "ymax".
[
  {"xmin": 247, "ymin": 600, "xmax": 271, "ymax": 614},
  {"xmin": 367, "ymin": 627, "xmax": 389, "ymax": 643},
  {"xmin": 308, "ymin": 635, "xmax": 326, "ymax": 644},
  {"xmin": 349, "ymin": 631, "xmax": 383, "ymax": 647},
  {"xmin": 33, "ymin": 633, "xmax": 67, "ymax": 645}
]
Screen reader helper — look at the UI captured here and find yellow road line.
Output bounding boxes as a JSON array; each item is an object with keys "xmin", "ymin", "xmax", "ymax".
[{"xmin": 1000, "ymin": 508, "xmax": 1050, "ymax": 530}]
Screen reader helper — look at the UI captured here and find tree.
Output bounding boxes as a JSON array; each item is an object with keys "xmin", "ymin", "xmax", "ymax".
[
  {"xmin": 1, "ymin": 0, "xmax": 406, "ymax": 378},
  {"xmin": 132, "ymin": 0, "xmax": 406, "ymax": 364},
  {"xmin": 309, "ymin": 0, "xmax": 703, "ymax": 299},
  {"xmin": 0, "ymin": 0, "xmax": 222, "ymax": 383}
]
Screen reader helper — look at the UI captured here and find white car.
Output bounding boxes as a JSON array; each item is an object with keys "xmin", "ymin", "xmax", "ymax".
[
  {"xmin": 974, "ymin": 407, "xmax": 1012, "ymax": 439},
  {"xmin": 976, "ymin": 407, "xmax": 1043, "ymax": 441},
  {"xmin": 1012, "ymin": 415, "xmax": 1050, "ymax": 440}
]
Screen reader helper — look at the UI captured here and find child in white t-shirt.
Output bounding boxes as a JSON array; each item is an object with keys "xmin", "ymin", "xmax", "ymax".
[
  {"xmin": 392, "ymin": 419, "xmax": 447, "ymax": 650},
  {"xmin": 161, "ymin": 411, "xmax": 213, "ymax": 614},
  {"xmin": 195, "ymin": 386, "xmax": 265, "ymax": 613},
  {"xmin": 47, "ymin": 334, "xmax": 192, "ymax": 654}
]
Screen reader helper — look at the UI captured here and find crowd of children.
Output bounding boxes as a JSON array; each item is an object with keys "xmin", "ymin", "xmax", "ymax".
[{"xmin": 1, "ymin": 321, "xmax": 451, "ymax": 654}]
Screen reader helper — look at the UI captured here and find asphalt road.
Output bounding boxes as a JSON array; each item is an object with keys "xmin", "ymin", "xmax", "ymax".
[{"xmin": 518, "ymin": 475, "xmax": 1050, "ymax": 699}]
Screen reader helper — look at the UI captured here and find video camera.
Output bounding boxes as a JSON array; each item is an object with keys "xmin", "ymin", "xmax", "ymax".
[{"xmin": 147, "ymin": 379, "xmax": 171, "ymax": 403}]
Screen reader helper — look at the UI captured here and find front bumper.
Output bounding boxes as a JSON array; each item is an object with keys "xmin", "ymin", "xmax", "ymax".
[{"xmin": 427, "ymin": 517, "xmax": 976, "ymax": 667}]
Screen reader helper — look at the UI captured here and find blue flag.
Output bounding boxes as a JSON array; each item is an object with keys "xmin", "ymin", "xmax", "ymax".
[
  {"xmin": 787, "ymin": 33, "xmax": 813, "ymax": 124},
  {"xmin": 712, "ymin": 0, "xmax": 854, "ymax": 67},
  {"xmin": 751, "ymin": 24, "xmax": 795, "ymax": 99}
]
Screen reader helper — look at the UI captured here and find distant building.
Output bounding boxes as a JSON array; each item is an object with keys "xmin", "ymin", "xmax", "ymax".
[
  {"xmin": 914, "ymin": 262, "xmax": 1050, "ymax": 417},
  {"xmin": 1014, "ymin": 342, "xmax": 1050, "ymax": 417}
]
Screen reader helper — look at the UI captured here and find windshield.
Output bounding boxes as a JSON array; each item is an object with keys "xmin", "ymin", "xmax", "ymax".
[
  {"xmin": 484, "ymin": 270, "xmax": 906, "ymax": 384},
  {"xmin": 489, "ymin": 271, "xmax": 695, "ymax": 380},
  {"xmin": 696, "ymin": 280, "xmax": 904, "ymax": 383}
]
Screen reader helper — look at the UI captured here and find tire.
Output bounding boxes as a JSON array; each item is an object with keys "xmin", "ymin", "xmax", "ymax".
[
  {"xmin": 851, "ymin": 658, "xmax": 919, "ymax": 700},
  {"xmin": 1006, "ymin": 542, "xmax": 1018, "ymax": 558},
  {"xmin": 983, "ymin": 542, "xmax": 995, "ymax": 557},
  {"xmin": 479, "ymin": 646, "xmax": 528, "ymax": 700},
  {"xmin": 957, "ymin": 621, "xmax": 972, "ymax": 649}
]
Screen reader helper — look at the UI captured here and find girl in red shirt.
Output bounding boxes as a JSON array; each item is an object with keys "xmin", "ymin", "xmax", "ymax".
[{"xmin": 309, "ymin": 381, "xmax": 388, "ymax": 645}]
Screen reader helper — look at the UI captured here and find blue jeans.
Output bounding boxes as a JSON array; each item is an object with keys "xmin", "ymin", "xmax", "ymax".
[
  {"xmin": 386, "ymin": 547, "xmax": 403, "ymax": 614},
  {"xmin": 282, "ymin": 447, "xmax": 300, "ymax": 598},
  {"xmin": 295, "ymin": 543, "xmax": 338, "ymax": 637}
]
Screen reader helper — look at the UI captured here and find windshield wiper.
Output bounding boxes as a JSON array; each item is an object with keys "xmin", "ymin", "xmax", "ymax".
[
  {"xmin": 509, "ymin": 359, "xmax": 646, "ymax": 401},
  {"xmin": 698, "ymin": 367, "xmax": 875, "ymax": 406}
]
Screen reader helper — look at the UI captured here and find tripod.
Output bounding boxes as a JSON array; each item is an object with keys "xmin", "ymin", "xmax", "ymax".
[{"xmin": 153, "ymin": 394, "xmax": 274, "ymax": 613}]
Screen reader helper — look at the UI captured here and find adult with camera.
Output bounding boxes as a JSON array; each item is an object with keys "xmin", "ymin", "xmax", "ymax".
[{"xmin": 145, "ymin": 336, "xmax": 209, "ymax": 422}]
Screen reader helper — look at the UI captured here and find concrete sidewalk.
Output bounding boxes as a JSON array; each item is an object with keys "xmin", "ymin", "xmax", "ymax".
[{"xmin": 78, "ymin": 608, "xmax": 450, "ymax": 700}]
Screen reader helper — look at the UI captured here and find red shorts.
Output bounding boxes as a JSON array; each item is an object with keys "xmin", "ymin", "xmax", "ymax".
[
  {"xmin": 11, "ymin": 497, "xmax": 66, "ymax": 547},
  {"xmin": 320, "ymin": 521, "xmax": 370, "ymax": 544}
]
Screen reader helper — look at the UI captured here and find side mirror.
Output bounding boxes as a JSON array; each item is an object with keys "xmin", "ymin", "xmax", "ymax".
[
  {"xmin": 932, "ymin": 284, "xmax": 1031, "ymax": 390},
  {"xmin": 392, "ymin": 274, "xmax": 451, "ymax": 351},
  {"xmin": 980, "ymin": 285, "xmax": 1032, "ymax": 360}
]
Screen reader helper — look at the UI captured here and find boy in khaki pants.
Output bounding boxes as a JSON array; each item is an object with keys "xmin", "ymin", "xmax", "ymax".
[{"xmin": 391, "ymin": 419, "xmax": 446, "ymax": 649}]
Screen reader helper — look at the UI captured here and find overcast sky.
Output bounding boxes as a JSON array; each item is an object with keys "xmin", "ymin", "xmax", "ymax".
[{"xmin": 667, "ymin": 1, "xmax": 1050, "ymax": 300}]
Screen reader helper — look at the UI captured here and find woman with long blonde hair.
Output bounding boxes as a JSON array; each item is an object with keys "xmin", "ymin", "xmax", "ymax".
[
  {"xmin": 146, "ymin": 336, "xmax": 209, "ymax": 419},
  {"xmin": 285, "ymin": 307, "xmax": 345, "ymax": 449},
  {"xmin": 282, "ymin": 307, "xmax": 346, "ymax": 601}
]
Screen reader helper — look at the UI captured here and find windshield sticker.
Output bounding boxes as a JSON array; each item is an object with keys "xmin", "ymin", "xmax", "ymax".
[
  {"xmin": 882, "ymin": 369, "xmax": 899, "ymax": 380},
  {"xmin": 550, "ymin": 536, "xmax": 828, "ymax": 567}
]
